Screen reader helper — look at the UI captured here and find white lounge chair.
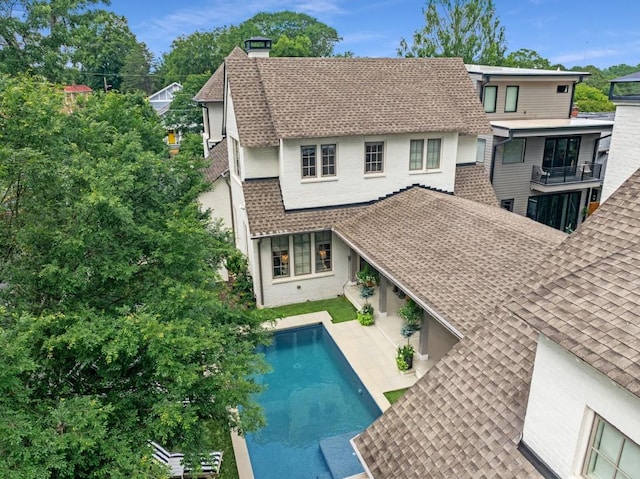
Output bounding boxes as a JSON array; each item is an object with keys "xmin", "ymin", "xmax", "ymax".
[{"xmin": 151, "ymin": 441, "xmax": 223, "ymax": 478}]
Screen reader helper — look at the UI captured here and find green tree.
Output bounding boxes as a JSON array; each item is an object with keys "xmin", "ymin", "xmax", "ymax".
[
  {"xmin": 570, "ymin": 64, "xmax": 609, "ymax": 94},
  {"xmin": 271, "ymin": 34, "xmax": 313, "ymax": 57},
  {"xmin": 573, "ymin": 82, "xmax": 615, "ymax": 112},
  {"xmin": 0, "ymin": 75, "xmax": 271, "ymax": 478},
  {"xmin": 120, "ymin": 42, "xmax": 159, "ymax": 94},
  {"xmin": 398, "ymin": 0, "xmax": 506, "ymax": 65},
  {"xmin": 502, "ymin": 48, "xmax": 552, "ymax": 69},
  {"xmin": 164, "ymin": 73, "xmax": 211, "ymax": 133},
  {"xmin": 158, "ymin": 30, "xmax": 221, "ymax": 85}
]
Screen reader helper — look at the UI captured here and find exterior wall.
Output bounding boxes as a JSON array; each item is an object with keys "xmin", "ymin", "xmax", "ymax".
[
  {"xmin": 204, "ymin": 101, "xmax": 224, "ymax": 144},
  {"xmin": 199, "ymin": 177, "xmax": 232, "ymax": 229},
  {"xmin": 456, "ymin": 135, "xmax": 478, "ymax": 164},
  {"xmin": 491, "ymin": 133, "xmax": 598, "ymax": 219},
  {"xmin": 279, "ymin": 133, "xmax": 459, "ymax": 210},
  {"xmin": 483, "ymin": 80, "xmax": 573, "ymax": 120},
  {"xmin": 244, "ymin": 147, "xmax": 279, "ymax": 178},
  {"xmin": 602, "ymin": 104, "xmax": 640, "ymax": 202},
  {"xmin": 478, "ymin": 134, "xmax": 493, "ymax": 175},
  {"xmin": 425, "ymin": 314, "xmax": 459, "ymax": 362},
  {"xmin": 523, "ymin": 335, "xmax": 640, "ymax": 478},
  {"xmin": 257, "ymin": 232, "xmax": 350, "ymax": 307}
]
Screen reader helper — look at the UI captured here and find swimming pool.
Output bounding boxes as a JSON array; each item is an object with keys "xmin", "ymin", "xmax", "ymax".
[{"xmin": 246, "ymin": 324, "xmax": 381, "ymax": 479}]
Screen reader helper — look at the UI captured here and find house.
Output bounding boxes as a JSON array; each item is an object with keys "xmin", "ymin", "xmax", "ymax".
[
  {"xmin": 602, "ymin": 72, "xmax": 640, "ymax": 202},
  {"xmin": 63, "ymin": 84, "xmax": 92, "ymax": 112},
  {"xmin": 352, "ymin": 168, "xmax": 640, "ymax": 478},
  {"xmin": 148, "ymin": 82, "xmax": 183, "ymax": 149},
  {"xmin": 466, "ymin": 65, "xmax": 614, "ymax": 232}
]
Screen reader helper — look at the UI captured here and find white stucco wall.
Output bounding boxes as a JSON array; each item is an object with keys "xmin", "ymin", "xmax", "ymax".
[
  {"xmin": 244, "ymin": 147, "xmax": 279, "ymax": 178},
  {"xmin": 205, "ymin": 101, "xmax": 224, "ymax": 143},
  {"xmin": 256, "ymin": 233, "xmax": 350, "ymax": 307},
  {"xmin": 455, "ymin": 135, "xmax": 479, "ymax": 164},
  {"xmin": 199, "ymin": 177, "xmax": 232, "ymax": 229},
  {"xmin": 278, "ymin": 133, "xmax": 459, "ymax": 209},
  {"xmin": 522, "ymin": 335, "xmax": 640, "ymax": 478},
  {"xmin": 602, "ymin": 104, "xmax": 640, "ymax": 203}
]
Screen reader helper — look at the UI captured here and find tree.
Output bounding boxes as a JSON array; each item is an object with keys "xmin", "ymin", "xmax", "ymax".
[
  {"xmin": 502, "ymin": 48, "xmax": 552, "ymax": 69},
  {"xmin": 573, "ymin": 82, "xmax": 615, "ymax": 112},
  {"xmin": 0, "ymin": 75, "xmax": 272, "ymax": 478},
  {"xmin": 158, "ymin": 31, "xmax": 221, "ymax": 85},
  {"xmin": 398, "ymin": 0, "xmax": 506, "ymax": 65},
  {"xmin": 120, "ymin": 42, "xmax": 159, "ymax": 95},
  {"xmin": 271, "ymin": 34, "xmax": 313, "ymax": 57},
  {"xmin": 163, "ymin": 73, "xmax": 211, "ymax": 133}
]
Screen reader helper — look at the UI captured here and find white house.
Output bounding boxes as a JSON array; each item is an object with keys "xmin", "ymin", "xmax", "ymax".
[{"xmin": 148, "ymin": 82, "xmax": 183, "ymax": 148}]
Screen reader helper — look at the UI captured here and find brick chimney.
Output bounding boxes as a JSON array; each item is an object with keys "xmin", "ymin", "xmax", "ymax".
[{"xmin": 245, "ymin": 37, "xmax": 272, "ymax": 58}]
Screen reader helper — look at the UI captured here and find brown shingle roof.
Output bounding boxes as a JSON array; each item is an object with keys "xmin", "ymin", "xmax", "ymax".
[
  {"xmin": 335, "ymin": 187, "xmax": 564, "ymax": 335},
  {"xmin": 454, "ymin": 163, "xmax": 499, "ymax": 207},
  {"xmin": 226, "ymin": 57, "xmax": 491, "ymax": 147},
  {"xmin": 507, "ymin": 168, "xmax": 640, "ymax": 397},
  {"xmin": 194, "ymin": 63, "xmax": 225, "ymax": 102},
  {"xmin": 354, "ymin": 308, "xmax": 542, "ymax": 479},
  {"xmin": 202, "ymin": 138, "xmax": 228, "ymax": 183}
]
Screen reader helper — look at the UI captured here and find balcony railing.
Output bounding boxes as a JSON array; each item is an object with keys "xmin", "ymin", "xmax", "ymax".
[{"xmin": 531, "ymin": 163, "xmax": 602, "ymax": 186}]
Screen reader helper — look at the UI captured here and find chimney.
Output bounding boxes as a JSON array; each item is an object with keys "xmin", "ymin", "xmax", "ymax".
[
  {"xmin": 245, "ymin": 37, "xmax": 272, "ymax": 58},
  {"xmin": 571, "ymin": 104, "xmax": 580, "ymax": 118}
]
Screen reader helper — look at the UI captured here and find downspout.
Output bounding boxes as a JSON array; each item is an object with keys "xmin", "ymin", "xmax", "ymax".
[
  {"xmin": 490, "ymin": 135, "xmax": 513, "ymax": 184},
  {"xmin": 223, "ymin": 172, "xmax": 236, "ymax": 240},
  {"xmin": 222, "ymin": 61, "xmax": 228, "ymax": 137},
  {"xmin": 568, "ymin": 75, "xmax": 583, "ymax": 118},
  {"xmin": 257, "ymin": 238, "xmax": 264, "ymax": 307}
]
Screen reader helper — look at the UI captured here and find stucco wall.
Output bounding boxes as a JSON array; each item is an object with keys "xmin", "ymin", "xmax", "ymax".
[
  {"xmin": 256, "ymin": 232, "xmax": 350, "ymax": 307},
  {"xmin": 424, "ymin": 314, "xmax": 459, "ymax": 362},
  {"xmin": 244, "ymin": 146, "xmax": 279, "ymax": 178},
  {"xmin": 523, "ymin": 335, "xmax": 640, "ymax": 478},
  {"xmin": 602, "ymin": 104, "xmax": 640, "ymax": 202},
  {"xmin": 199, "ymin": 177, "xmax": 232, "ymax": 229},
  {"xmin": 455, "ymin": 135, "xmax": 479, "ymax": 164},
  {"xmin": 278, "ymin": 133, "xmax": 460, "ymax": 209}
]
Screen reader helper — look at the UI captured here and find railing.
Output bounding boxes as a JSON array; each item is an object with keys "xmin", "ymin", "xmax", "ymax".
[{"xmin": 531, "ymin": 163, "xmax": 602, "ymax": 185}]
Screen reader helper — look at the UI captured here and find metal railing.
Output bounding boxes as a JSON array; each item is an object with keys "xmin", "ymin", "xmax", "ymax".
[{"xmin": 531, "ymin": 163, "xmax": 602, "ymax": 185}]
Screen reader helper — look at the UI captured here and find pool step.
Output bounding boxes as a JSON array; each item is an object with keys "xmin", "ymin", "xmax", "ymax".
[{"xmin": 319, "ymin": 432, "xmax": 364, "ymax": 479}]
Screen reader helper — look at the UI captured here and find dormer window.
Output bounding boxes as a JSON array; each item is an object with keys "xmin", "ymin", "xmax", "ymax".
[{"xmin": 584, "ymin": 416, "xmax": 640, "ymax": 479}]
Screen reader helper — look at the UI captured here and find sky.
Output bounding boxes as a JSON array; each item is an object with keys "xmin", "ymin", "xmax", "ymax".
[{"xmin": 107, "ymin": 0, "xmax": 640, "ymax": 69}]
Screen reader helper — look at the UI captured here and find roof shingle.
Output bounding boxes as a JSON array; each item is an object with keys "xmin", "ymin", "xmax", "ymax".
[
  {"xmin": 454, "ymin": 163, "xmax": 499, "ymax": 207},
  {"xmin": 202, "ymin": 138, "xmax": 228, "ymax": 183}
]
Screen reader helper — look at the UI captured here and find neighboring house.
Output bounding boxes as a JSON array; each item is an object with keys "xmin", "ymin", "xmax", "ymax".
[
  {"xmin": 602, "ymin": 72, "xmax": 640, "ymax": 202},
  {"xmin": 466, "ymin": 65, "xmax": 614, "ymax": 232},
  {"xmin": 353, "ymin": 168, "xmax": 640, "ymax": 479},
  {"xmin": 63, "ymin": 84, "xmax": 92, "ymax": 112},
  {"xmin": 148, "ymin": 82, "xmax": 183, "ymax": 149}
]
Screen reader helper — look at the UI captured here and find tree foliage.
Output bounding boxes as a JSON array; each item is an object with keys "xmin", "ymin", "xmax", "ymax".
[
  {"xmin": 0, "ymin": 74, "xmax": 271, "ymax": 478},
  {"xmin": 502, "ymin": 48, "xmax": 552, "ymax": 69},
  {"xmin": 163, "ymin": 73, "xmax": 210, "ymax": 133},
  {"xmin": 573, "ymin": 82, "xmax": 615, "ymax": 112},
  {"xmin": 398, "ymin": 0, "xmax": 506, "ymax": 65},
  {"xmin": 120, "ymin": 41, "xmax": 159, "ymax": 95}
]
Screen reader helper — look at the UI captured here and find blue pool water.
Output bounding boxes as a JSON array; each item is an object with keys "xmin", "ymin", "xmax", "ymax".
[{"xmin": 246, "ymin": 324, "xmax": 381, "ymax": 479}]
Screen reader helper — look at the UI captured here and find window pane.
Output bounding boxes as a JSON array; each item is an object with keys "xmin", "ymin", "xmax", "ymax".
[
  {"xmin": 321, "ymin": 144, "xmax": 336, "ymax": 176},
  {"xmin": 476, "ymin": 138, "xmax": 486, "ymax": 163},
  {"xmin": 294, "ymin": 234, "xmax": 311, "ymax": 275},
  {"xmin": 505, "ymin": 86, "xmax": 518, "ymax": 112},
  {"xmin": 588, "ymin": 453, "xmax": 616, "ymax": 479},
  {"xmin": 483, "ymin": 85, "xmax": 497, "ymax": 113},
  {"xmin": 409, "ymin": 139, "xmax": 424, "ymax": 170},
  {"xmin": 619, "ymin": 440, "xmax": 640, "ymax": 479},
  {"xmin": 301, "ymin": 145, "xmax": 316, "ymax": 177},
  {"xmin": 427, "ymin": 139, "xmax": 441, "ymax": 169},
  {"xmin": 365, "ymin": 142, "xmax": 384, "ymax": 173},
  {"xmin": 315, "ymin": 231, "xmax": 332, "ymax": 272},
  {"xmin": 503, "ymin": 139, "xmax": 525, "ymax": 164},
  {"xmin": 271, "ymin": 236, "xmax": 290, "ymax": 278}
]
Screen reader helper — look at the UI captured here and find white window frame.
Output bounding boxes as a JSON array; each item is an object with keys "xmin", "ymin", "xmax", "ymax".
[
  {"xmin": 365, "ymin": 141, "xmax": 384, "ymax": 174},
  {"xmin": 583, "ymin": 415, "xmax": 640, "ymax": 479}
]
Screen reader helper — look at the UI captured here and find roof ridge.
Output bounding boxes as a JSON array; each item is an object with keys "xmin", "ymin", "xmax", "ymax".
[{"xmin": 252, "ymin": 59, "xmax": 280, "ymax": 140}]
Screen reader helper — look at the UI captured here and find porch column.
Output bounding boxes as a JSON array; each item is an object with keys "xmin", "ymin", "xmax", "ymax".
[
  {"xmin": 378, "ymin": 276, "xmax": 388, "ymax": 318},
  {"xmin": 418, "ymin": 312, "xmax": 429, "ymax": 359},
  {"xmin": 349, "ymin": 249, "xmax": 359, "ymax": 283}
]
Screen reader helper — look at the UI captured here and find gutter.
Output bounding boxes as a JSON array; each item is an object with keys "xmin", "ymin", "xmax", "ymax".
[
  {"xmin": 350, "ymin": 435, "xmax": 375, "ymax": 479},
  {"xmin": 333, "ymin": 230, "xmax": 463, "ymax": 340},
  {"xmin": 257, "ymin": 238, "xmax": 264, "ymax": 307}
]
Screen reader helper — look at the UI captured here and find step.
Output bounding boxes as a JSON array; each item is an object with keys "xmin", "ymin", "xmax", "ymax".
[{"xmin": 319, "ymin": 432, "xmax": 364, "ymax": 479}]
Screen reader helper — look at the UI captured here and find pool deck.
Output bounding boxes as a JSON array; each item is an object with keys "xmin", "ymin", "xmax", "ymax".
[{"xmin": 233, "ymin": 310, "xmax": 423, "ymax": 479}]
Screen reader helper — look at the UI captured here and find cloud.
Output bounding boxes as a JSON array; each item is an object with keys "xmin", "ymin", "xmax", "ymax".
[{"xmin": 551, "ymin": 48, "xmax": 620, "ymax": 65}]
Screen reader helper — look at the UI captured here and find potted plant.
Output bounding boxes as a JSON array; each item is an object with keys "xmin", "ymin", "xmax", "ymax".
[
  {"xmin": 356, "ymin": 263, "xmax": 379, "ymax": 287},
  {"xmin": 396, "ymin": 344, "xmax": 414, "ymax": 371},
  {"xmin": 357, "ymin": 303, "xmax": 374, "ymax": 326},
  {"xmin": 398, "ymin": 298, "xmax": 422, "ymax": 339}
]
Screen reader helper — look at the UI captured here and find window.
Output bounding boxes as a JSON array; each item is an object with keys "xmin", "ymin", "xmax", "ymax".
[
  {"xmin": 232, "ymin": 138, "xmax": 241, "ymax": 177},
  {"xmin": 483, "ymin": 85, "xmax": 497, "ymax": 113},
  {"xmin": 527, "ymin": 191, "xmax": 581, "ymax": 232},
  {"xmin": 500, "ymin": 199, "xmax": 514, "ymax": 212},
  {"xmin": 315, "ymin": 231, "xmax": 332, "ymax": 272},
  {"xmin": 503, "ymin": 139, "xmax": 526, "ymax": 164},
  {"xmin": 584, "ymin": 416, "xmax": 640, "ymax": 479},
  {"xmin": 543, "ymin": 137, "xmax": 580, "ymax": 170},
  {"xmin": 557, "ymin": 85, "xmax": 569, "ymax": 93},
  {"xmin": 476, "ymin": 138, "xmax": 486, "ymax": 163},
  {"xmin": 293, "ymin": 234, "xmax": 311, "ymax": 275},
  {"xmin": 409, "ymin": 139, "xmax": 424, "ymax": 170},
  {"xmin": 271, "ymin": 236, "xmax": 290, "ymax": 278},
  {"xmin": 301, "ymin": 145, "xmax": 317, "ymax": 178},
  {"xmin": 426, "ymin": 139, "xmax": 441, "ymax": 169},
  {"xmin": 365, "ymin": 142, "xmax": 384, "ymax": 173},
  {"xmin": 321, "ymin": 144, "xmax": 336, "ymax": 176},
  {"xmin": 505, "ymin": 86, "xmax": 519, "ymax": 112}
]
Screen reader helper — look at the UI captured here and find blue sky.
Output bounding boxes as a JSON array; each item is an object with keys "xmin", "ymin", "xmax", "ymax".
[{"xmin": 108, "ymin": 0, "xmax": 640, "ymax": 68}]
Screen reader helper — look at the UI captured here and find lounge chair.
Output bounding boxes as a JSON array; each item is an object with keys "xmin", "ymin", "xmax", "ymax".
[{"xmin": 151, "ymin": 441, "xmax": 223, "ymax": 478}]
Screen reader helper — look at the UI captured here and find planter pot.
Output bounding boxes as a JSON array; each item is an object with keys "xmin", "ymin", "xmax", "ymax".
[{"xmin": 405, "ymin": 354, "xmax": 413, "ymax": 370}]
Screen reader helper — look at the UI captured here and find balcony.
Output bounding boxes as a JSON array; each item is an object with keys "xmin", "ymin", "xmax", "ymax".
[{"xmin": 530, "ymin": 163, "xmax": 603, "ymax": 193}]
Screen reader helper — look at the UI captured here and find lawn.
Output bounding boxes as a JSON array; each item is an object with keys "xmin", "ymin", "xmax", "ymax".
[
  {"xmin": 383, "ymin": 388, "xmax": 409, "ymax": 404},
  {"xmin": 205, "ymin": 424, "xmax": 239, "ymax": 479},
  {"xmin": 269, "ymin": 296, "xmax": 357, "ymax": 323}
]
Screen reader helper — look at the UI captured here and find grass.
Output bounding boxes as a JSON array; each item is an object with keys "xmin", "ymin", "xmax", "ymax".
[
  {"xmin": 269, "ymin": 296, "xmax": 357, "ymax": 323},
  {"xmin": 205, "ymin": 424, "xmax": 239, "ymax": 479},
  {"xmin": 383, "ymin": 388, "xmax": 409, "ymax": 404}
]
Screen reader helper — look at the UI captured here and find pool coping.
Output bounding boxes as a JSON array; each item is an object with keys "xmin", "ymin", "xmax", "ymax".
[{"xmin": 233, "ymin": 312, "xmax": 419, "ymax": 479}]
